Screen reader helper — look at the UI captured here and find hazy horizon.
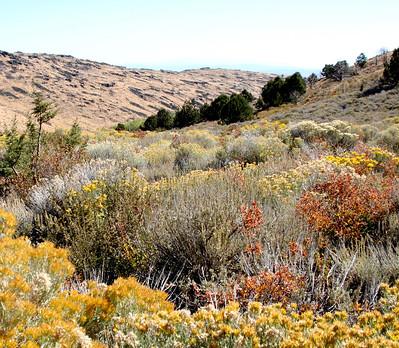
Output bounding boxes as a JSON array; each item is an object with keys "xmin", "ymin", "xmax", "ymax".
[{"xmin": 1, "ymin": 0, "xmax": 398, "ymax": 75}]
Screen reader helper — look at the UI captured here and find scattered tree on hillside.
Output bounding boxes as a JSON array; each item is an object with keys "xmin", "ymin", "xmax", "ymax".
[
  {"xmin": 142, "ymin": 109, "xmax": 175, "ymax": 131},
  {"xmin": 174, "ymin": 100, "xmax": 201, "ymax": 128},
  {"xmin": 201, "ymin": 94, "xmax": 230, "ymax": 121},
  {"xmin": 30, "ymin": 92, "xmax": 57, "ymax": 180},
  {"xmin": 261, "ymin": 73, "xmax": 306, "ymax": 108},
  {"xmin": 240, "ymin": 89, "xmax": 255, "ymax": 102},
  {"xmin": 382, "ymin": 48, "xmax": 399, "ymax": 88},
  {"xmin": 65, "ymin": 121, "xmax": 85, "ymax": 150},
  {"xmin": 307, "ymin": 73, "xmax": 318, "ymax": 88},
  {"xmin": 142, "ymin": 115, "xmax": 158, "ymax": 131},
  {"xmin": 261, "ymin": 76, "xmax": 285, "ymax": 108},
  {"xmin": 283, "ymin": 72, "xmax": 306, "ymax": 103},
  {"xmin": 356, "ymin": 53, "xmax": 367, "ymax": 69},
  {"xmin": 156, "ymin": 109, "xmax": 175, "ymax": 130},
  {"xmin": 0, "ymin": 120, "xmax": 25, "ymax": 177},
  {"xmin": 321, "ymin": 60, "xmax": 350, "ymax": 81},
  {"xmin": 220, "ymin": 93, "xmax": 253, "ymax": 124}
]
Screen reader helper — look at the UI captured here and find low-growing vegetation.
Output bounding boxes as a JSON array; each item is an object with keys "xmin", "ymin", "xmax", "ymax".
[{"xmin": 2, "ymin": 49, "xmax": 399, "ymax": 347}]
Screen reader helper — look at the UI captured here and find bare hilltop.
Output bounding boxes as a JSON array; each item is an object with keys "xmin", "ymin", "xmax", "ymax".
[{"xmin": 0, "ymin": 51, "xmax": 275, "ymax": 130}]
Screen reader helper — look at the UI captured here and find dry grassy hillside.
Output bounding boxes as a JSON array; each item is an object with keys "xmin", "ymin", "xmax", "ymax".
[
  {"xmin": 258, "ymin": 52, "xmax": 399, "ymax": 125},
  {"xmin": 0, "ymin": 50, "xmax": 275, "ymax": 130}
]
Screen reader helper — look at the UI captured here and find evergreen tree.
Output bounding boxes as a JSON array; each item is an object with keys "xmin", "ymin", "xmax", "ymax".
[
  {"xmin": 30, "ymin": 92, "xmax": 57, "ymax": 179},
  {"xmin": 0, "ymin": 120, "xmax": 26, "ymax": 177},
  {"xmin": 220, "ymin": 93, "xmax": 253, "ymax": 124},
  {"xmin": 156, "ymin": 109, "xmax": 175, "ymax": 130},
  {"xmin": 307, "ymin": 73, "xmax": 318, "ymax": 88},
  {"xmin": 283, "ymin": 72, "xmax": 306, "ymax": 103},
  {"xmin": 382, "ymin": 48, "xmax": 399, "ymax": 87},
  {"xmin": 202, "ymin": 94, "xmax": 230, "ymax": 121},
  {"xmin": 261, "ymin": 76, "xmax": 285, "ymax": 108},
  {"xmin": 356, "ymin": 53, "xmax": 367, "ymax": 68},
  {"xmin": 65, "ymin": 121, "xmax": 85, "ymax": 150},
  {"xmin": 142, "ymin": 115, "xmax": 158, "ymax": 131},
  {"xmin": 240, "ymin": 89, "xmax": 255, "ymax": 102},
  {"xmin": 174, "ymin": 100, "xmax": 201, "ymax": 128}
]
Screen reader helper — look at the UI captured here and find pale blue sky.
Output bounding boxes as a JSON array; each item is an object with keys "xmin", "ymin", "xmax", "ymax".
[{"xmin": 0, "ymin": 0, "xmax": 398, "ymax": 74}]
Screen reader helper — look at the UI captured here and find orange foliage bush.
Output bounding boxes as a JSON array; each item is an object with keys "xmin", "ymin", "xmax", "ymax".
[
  {"xmin": 296, "ymin": 173, "xmax": 395, "ymax": 241},
  {"xmin": 192, "ymin": 267, "xmax": 304, "ymax": 308},
  {"xmin": 238, "ymin": 267, "xmax": 305, "ymax": 305},
  {"xmin": 241, "ymin": 201, "xmax": 264, "ymax": 256}
]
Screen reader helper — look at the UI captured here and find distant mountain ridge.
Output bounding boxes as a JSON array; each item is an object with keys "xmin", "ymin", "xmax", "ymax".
[{"xmin": 0, "ymin": 50, "xmax": 276, "ymax": 130}]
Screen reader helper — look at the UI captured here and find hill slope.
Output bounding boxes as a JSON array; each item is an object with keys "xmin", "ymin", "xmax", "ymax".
[
  {"xmin": 257, "ymin": 53, "xmax": 399, "ymax": 126},
  {"xmin": 0, "ymin": 51, "xmax": 275, "ymax": 130}
]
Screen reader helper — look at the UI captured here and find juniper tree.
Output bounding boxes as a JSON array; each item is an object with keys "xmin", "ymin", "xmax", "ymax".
[{"xmin": 30, "ymin": 92, "xmax": 57, "ymax": 179}]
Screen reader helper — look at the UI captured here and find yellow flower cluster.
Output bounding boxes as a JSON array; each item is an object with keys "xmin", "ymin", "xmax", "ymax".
[
  {"xmin": 3, "ymin": 209, "xmax": 399, "ymax": 346},
  {"xmin": 326, "ymin": 152, "xmax": 378, "ymax": 172},
  {"xmin": 326, "ymin": 148, "xmax": 399, "ymax": 174},
  {"xmin": 111, "ymin": 287, "xmax": 399, "ymax": 347},
  {"xmin": 0, "ymin": 211, "xmax": 173, "ymax": 347},
  {"xmin": 258, "ymin": 159, "xmax": 341, "ymax": 198},
  {"xmin": 0, "ymin": 208, "xmax": 17, "ymax": 237}
]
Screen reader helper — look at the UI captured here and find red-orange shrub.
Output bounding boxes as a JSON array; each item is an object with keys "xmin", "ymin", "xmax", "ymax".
[
  {"xmin": 238, "ymin": 266, "xmax": 304, "ymax": 305},
  {"xmin": 296, "ymin": 173, "xmax": 394, "ymax": 240}
]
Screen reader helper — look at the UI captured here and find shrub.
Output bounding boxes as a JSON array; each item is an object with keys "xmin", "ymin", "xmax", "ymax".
[
  {"xmin": 296, "ymin": 173, "xmax": 395, "ymax": 241},
  {"xmin": 289, "ymin": 120, "xmax": 358, "ymax": 150},
  {"xmin": 142, "ymin": 115, "xmax": 158, "ymax": 131},
  {"xmin": 201, "ymin": 94, "xmax": 230, "ymax": 121},
  {"xmin": 356, "ymin": 53, "xmax": 367, "ymax": 69},
  {"xmin": 174, "ymin": 143, "xmax": 217, "ymax": 172},
  {"xmin": 36, "ymin": 171, "xmax": 151, "ymax": 281},
  {"xmin": 174, "ymin": 100, "xmax": 201, "ymax": 128},
  {"xmin": 321, "ymin": 60, "xmax": 350, "ymax": 81},
  {"xmin": 240, "ymin": 89, "xmax": 255, "ymax": 102},
  {"xmin": 382, "ymin": 48, "xmax": 399, "ymax": 88},
  {"xmin": 87, "ymin": 141, "xmax": 147, "ymax": 169},
  {"xmin": 0, "ymin": 210, "xmax": 173, "ymax": 347},
  {"xmin": 261, "ymin": 73, "xmax": 306, "ymax": 108},
  {"xmin": 155, "ymin": 108, "xmax": 175, "ymax": 130},
  {"xmin": 261, "ymin": 76, "xmax": 285, "ymax": 108},
  {"xmin": 226, "ymin": 135, "xmax": 288, "ymax": 164},
  {"xmin": 377, "ymin": 125, "xmax": 399, "ymax": 153},
  {"xmin": 220, "ymin": 94, "xmax": 253, "ymax": 124}
]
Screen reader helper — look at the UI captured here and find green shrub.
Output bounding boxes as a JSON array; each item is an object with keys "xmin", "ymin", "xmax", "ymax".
[
  {"xmin": 356, "ymin": 53, "xmax": 367, "ymax": 69},
  {"xmin": 261, "ymin": 76, "xmax": 285, "ymax": 108},
  {"xmin": 155, "ymin": 109, "xmax": 175, "ymax": 130},
  {"xmin": 36, "ymin": 171, "xmax": 151, "ymax": 281},
  {"xmin": 174, "ymin": 100, "xmax": 201, "ymax": 128},
  {"xmin": 201, "ymin": 94, "xmax": 230, "ymax": 121},
  {"xmin": 220, "ymin": 94, "xmax": 253, "ymax": 124},
  {"xmin": 382, "ymin": 48, "xmax": 399, "ymax": 88},
  {"xmin": 261, "ymin": 73, "xmax": 306, "ymax": 108},
  {"xmin": 124, "ymin": 119, "xmax": 145, "ymax": 132},
  {"xmin": 142, "ymin": 115, "xmax": 158, "ymax": 131},
  {"xmin": 321, "ymin": 60, "xmax": 350, "ymax": 81}
]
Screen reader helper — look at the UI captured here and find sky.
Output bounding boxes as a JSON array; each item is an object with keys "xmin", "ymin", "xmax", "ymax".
[{"xmin": 0, "ymin": 0, "xmax": 398, "ymax": 75}]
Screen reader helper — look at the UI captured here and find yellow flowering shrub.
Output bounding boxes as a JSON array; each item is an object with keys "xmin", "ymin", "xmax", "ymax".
[
  {"xmin": 325, "ymin": 147, "xmax": 399, "ymax": 175},
  {"xmin": 110, "ymin": 282, "xmax": 399, "ymax": 347},
  {"xmin": 0, "ymin": 210, "xmax": 172, "ymax": 347},
  {"xmin": 4, "ymin": 209, "xmax": 399, "ymax": 347},
  {"xmin": 143, "ymin": 140, "xmax": 175, "ymax": 167},
  {"xmin": 258, "ymin": 159, "xmax": 344, "ymax": 198}
]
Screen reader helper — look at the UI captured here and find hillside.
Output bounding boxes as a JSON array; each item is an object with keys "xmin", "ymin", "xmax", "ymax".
[
  {"xmin": 0, "ymin": 50, "xmax": 275, "ymax": 130},
  {"xmin": 258, "ymin": 52, "xmax": 399, "ymax": 126}
]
